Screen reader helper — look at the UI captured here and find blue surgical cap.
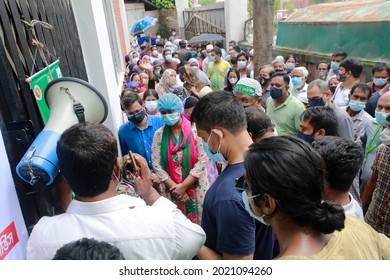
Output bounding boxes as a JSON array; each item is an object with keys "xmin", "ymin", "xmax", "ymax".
[{"xmin": 157, "ymin": 93, "xmax": 183, "ymax": 114}]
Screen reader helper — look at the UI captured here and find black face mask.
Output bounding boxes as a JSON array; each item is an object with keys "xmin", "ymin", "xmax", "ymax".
[
  {"xmin": 127, "ymin": 109, "xmax": 146, "ymax": 125},
  {"xmin": 329, "ymin": 86, "xmax": 337, "ymax": 94},
  {"xmin": 230, "ymin": 57, "xmax": 237, "ymax": 65},
  {"xmin": 259, "ymin": 77, "xmax": 270, "ymax": 86}
]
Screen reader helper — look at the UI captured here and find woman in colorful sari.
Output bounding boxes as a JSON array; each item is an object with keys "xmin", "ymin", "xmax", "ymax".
[{"xmin": 152, "ymin": 93, "xmax": 209, "ymax": 225}]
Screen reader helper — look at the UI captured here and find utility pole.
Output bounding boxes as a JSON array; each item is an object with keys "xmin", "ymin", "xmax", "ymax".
[{"xmin": 253, "ymin": 0, "xmax": 275, "ymax": 76}]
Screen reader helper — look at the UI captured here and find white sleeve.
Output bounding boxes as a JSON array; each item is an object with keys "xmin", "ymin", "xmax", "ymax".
[{"xmin": 152, "ymin": 197, "xmax": 206, "ymax": 259}]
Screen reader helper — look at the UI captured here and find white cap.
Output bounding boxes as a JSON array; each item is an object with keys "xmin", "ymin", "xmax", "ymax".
[
  {"xmin": 206, "ymin": 44, "xmax": 214, "ymax": 51},
  {"xmin": 249, "ymin": 49, "xmax": 254, "ymax": 56}
]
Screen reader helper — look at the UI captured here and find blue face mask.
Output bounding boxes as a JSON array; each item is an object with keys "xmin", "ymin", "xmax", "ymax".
[
  {"xmin": 202, "ymin": 131, "xmax": 227, "ymax": 163},
  {"xmin": 297, "ymin": 130, "xmax": 315, "ymax": 144},
  {"xmin": 285, "ymin": 62, "xmax": 295, "ymax": 71},
  {"xmin": 309, "ymin": 97, "xmax": 325, "ymax": 107},
  {"xmin": 375, "ymin": 111, "xmax": 389, "ymax": 127},
  {"xmin": 373, "ymin": 78, "xmax": 388, "ymax": 87},
  {"xmin": 165, "ymin": 55, "xmax": 172, "ymax": 62},
  {"xmin": 292, "ymin": 77, "xmax": 303, "ymax": 87},
  {"xmin": 161, "ymin": 112, "xmax": 180, "ymax": 126},
  {"xmin": 242, "ymin": 191, "xmax": 270, "ymax": 226},
  {"xmin": 270, "ymin": 87, "xmax": 283, "ymax": 100},
  {"xmin": 348, "ymin": 100, "xmax": 366, "ymax": 112},
  {"xmin": 331, "ymin": 62, "xmax": 340, "ymax": 71},
  {"xmin": 237, "ymin": 61, "xmax": 247, "ymax": 69}
]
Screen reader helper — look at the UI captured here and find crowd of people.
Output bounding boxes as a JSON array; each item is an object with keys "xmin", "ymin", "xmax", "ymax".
[{"xmin": 25, "ymin": 31, "xmax": 390, "ymax": 260}]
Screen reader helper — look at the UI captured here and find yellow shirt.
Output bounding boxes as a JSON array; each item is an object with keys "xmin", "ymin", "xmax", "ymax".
[{"xmin": 279, "ymin": 216, "xmax": 390, "ymax": 260}]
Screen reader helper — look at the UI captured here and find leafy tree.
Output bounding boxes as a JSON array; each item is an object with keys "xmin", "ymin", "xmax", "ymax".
[
  {"xmin": 151, "ymin": 0, "xmax": 175, "ymax": 9},
  {"xmin": 199, "ymin": 0, "xmax": 216, "ymax": 6}
]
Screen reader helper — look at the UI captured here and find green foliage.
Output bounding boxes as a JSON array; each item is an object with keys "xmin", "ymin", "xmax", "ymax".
[
  {"xmin": 285, "ymin": 0, "xmax": 295, "ymax": 13},
  {"xmin": 151, "ymin": 0, "xmax": 175, "ymax": 9},
  {"xmin": 199, "ymin": 0, "xmax": 216, "ymax": 6}
]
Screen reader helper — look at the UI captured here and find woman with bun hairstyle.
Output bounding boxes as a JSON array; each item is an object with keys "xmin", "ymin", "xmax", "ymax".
[{"xmin": 243, "ymin": 136, "xmax": 390, "ymax": 259}]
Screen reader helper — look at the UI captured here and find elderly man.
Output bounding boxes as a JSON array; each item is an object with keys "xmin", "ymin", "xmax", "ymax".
[
  {"xmin": 266, "ymin": 72, "xmax": 306, "ymax": 136},
  {"xmin": 290, "ymin": 66, "xmax": 309, "ymax": 105},
  {"xmin": 258, "ymin": 64, "xmax": 274, "ymax": 110},
  {"xmin": 202, "ymin": 44, "xmax": 214, "ymax": 75}
]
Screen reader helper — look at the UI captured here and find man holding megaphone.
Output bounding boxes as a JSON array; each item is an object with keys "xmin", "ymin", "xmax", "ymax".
[{"xmin": 26, "ymin": 122, "xmax": 206, "ymax": 260}]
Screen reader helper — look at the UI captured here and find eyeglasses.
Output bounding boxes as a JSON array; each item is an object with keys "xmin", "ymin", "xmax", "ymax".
[{"xmin": 235, "ymin": 175, "xmax": 262, "ymax": 199}]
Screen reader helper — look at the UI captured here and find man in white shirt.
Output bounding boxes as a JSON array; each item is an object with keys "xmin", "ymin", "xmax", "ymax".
[
  {"xmin": 332, "ymin": 58, "xmax": 363, "ymax": 108},
  {"xmin": 26, "ymin": 122, "xmax": 205, "ymax": 260},
  {"xmin": 312, "ymin": 136, "xmax": 364, "ymax": 220}
]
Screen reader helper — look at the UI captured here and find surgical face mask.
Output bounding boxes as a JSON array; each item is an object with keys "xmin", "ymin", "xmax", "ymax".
[
  {"xmin": 202, "ymin": 131, "xmax": 227, "ymax": 163},
  {"xmin": 329, "ymin": 86, "xmax": 337, "ymax": 94},
  {"xmin": 348, "ymin": 100, "xmax": 366, "ymax": 112},
  {"xmin": 375, "ymin": 111, "xmax": 389, "ymax": 127},
  {"xmin": 133, "ymin": 57, "xmax": 139, "ymax": 64},
  {"xmin": 154, "ymin": 71, "xmax": 161, "ymax": 77},
  {"xmin": 259, "ymin": 77, "xmax": 269, "ymax": 86},
  {"xmin": 157, "ymin": 35, "xmax": 161, "ymax": 39},
  {"xmin": 337, "ymin": 72, "xmax": 346, "ymax": 82},
  {"xmin": 309, "ymin": 97, "xmax": 325, "ymax": 107},
  {"xmin": 191, "ymin": 65, "xmax": 198, "ymax": 70},
  {"xmin": 165, "ymin": 55, "xmax": 172, "ymax": 62},
  {"xmin": 331, "ymin": 62, "xmax": 340, "ymax": 71},
  {"xmin": 380, "ymin": 129, "xmax": 390, "ymax": 146},
  {"xmin": 228, "ymin": 46, "xmax": 233, "ymax": 50},
  {"xmin": 242, "ymin": 191, "xmax": 270, "ymax": 226},
  {"xmin": 152, "ymin": 50, "xmax": 158, "ymax": 56},
  {"xmin": 373, "ymin": 78, "xmax": 388, "ymax": 87},
  {"xmin": 237, "ymin": 61, "xmax": 247, "ymax": 69},
  {"xmin": 209, "ymin": 56, "xmax": 216, "ymax": 62},
  {"xmin": 297, "ymin": 130, "xmax": 315, "ymax": 144},
  {"xmin": 228, "ymin": 77, "xmax": 238, "ymax": 84},
  {"xmin": 127, "ymin": 109, "xmax": 146, "ymax": 125},
  {"xmin": 161, "ymin": 112, "xmax": 180, "ymax": 126},
  {"xmin": 318, "ymin": 71, "xmax": 326, "ymax": 80},
  {"xmin": 285, "ymin": 62, "xmax": 295, "ymax": 71},
  {"xmin": 292, "ymin": 77, "xmax": 303, "ymax": 87},
  {"xmin": 142, "ymin": 79, "xmax": 149, "ymax": 85},
  {"xmin": 270, "ymin": 87, "xmax": 283, "ymax": 100},
  {"xmin": 172, "ymin": 32, "xmax": 176, "ymax": 36},
  {"xmin": 145, "ymin": 100, "xmax": 158, "ymax": 112}
]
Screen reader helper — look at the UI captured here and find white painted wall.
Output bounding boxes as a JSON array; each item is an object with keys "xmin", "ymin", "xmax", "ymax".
[
  {"xmin": 175, "ymin": 0, "xmax": 189, "ymax": 38},
  {"xmin": 125, "ymin": 3, "xmax": 145, "ymax": 40},
  {"xmin": 70, "ymin": 0, "xmax": 124, "ymax": 138},
  {"xmin": 224, "ymin": 0, "xmax": 248, "ymax": 47}
]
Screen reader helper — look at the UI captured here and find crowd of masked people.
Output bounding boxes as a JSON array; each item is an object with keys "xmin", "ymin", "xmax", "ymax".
[{"xmin": 25, "ymin": 33, "xmax": 390, "ymax": 260}]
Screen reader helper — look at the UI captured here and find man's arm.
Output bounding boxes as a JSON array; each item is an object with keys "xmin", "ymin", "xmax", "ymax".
[{"xmin": 361, "ymin": 169, "xmax": 378, "ymax": 214}]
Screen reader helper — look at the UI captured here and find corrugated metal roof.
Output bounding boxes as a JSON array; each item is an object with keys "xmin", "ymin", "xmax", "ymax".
[{"xmin": 286, "ymin": 0, "xmax": 390, "ymax": 22}]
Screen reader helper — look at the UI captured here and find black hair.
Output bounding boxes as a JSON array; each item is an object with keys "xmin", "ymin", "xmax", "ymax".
[
  {"xmin": 53, "ymin": 238, "xmax": 125, "ymax": 260},
  {"xmin": 245, "ymin": 107, "xmax": 274, "ymax": 140},
  {"xmin": 191, "ymin": 90, "xmax": 247, "ymax": 134},
  {"xmin": 301, "ymin": 107, "xmax": 338, "ymax": 136},
  {"xmin": 312, "ymin": 136, "xmax": 364, "ymax": 192},
  {"xmin": 316, "ymin": 61, "xmax": 330, "ymax": 70},
  {"xmin": 350, "ymin": 83, "xmax": 373, "ymax": 99},
  {"xmin": 215, "ymin": 41, "xmax": 223, "ymax": 48},
  {"xmin": 172, "ymin": 52, "xmax": 179, "ymax": 58},
  {"xmin": 56, "ymin": 123, "xmax": 118, "ymax": 198},
  {"xmin": 339, "ymin": 58, "xmax": 363, "ymax": 78},
  {"xmin": 285, "ymin": 54, "xmax": 296, "ymax": 63},
  {"xmin": 245, "ymin": 136, "xmax": 345, "ymax": 234},
  {"xmin": 387, "ymin": 114, "xmax": 390, "ymax": 123},
  {"xmin": 184, "ymin": 96, "xmax": 199, "ymax": 109},
  {"xmin": 229, "ymin": 40, "xmax": 236, "ymax": 45},
  {"xmin": 232, "ymin": 45, "xmax": 241, "ymax": 53},
  {"xmin": 237, "ymin": 52, "xmax": 249, "ymax": 61},
  {"xmin": 225, "ymin": 68, "xmax": 240, "ymax": 92},
  {"xmin": 212, "ymin": 47, "xmax": 222, "ymax": 57},
  {"xmin": 271, "ymin": 71, "xmax": 290, "ymax": 85},
  {"xmin": 143, "ymin": 89, "xmax": 159, "ymax": 101},
  {"xmin": 163, "ymin": 49, "xmax": 171, "ymax": 56},
  {"xmin": 121, "ymin": 92, "xmax": 143, "ymax": 111},
  {"xmin": 120, "ymin": 88, "xmax": 132, "ymax": 99},
  {"xmin": 371, "ymin": 62, "xmax": 390, "ymax": 75},
  {"xmin": 332, "ymin": 52, "xmax": 348, "ymax": 59}
]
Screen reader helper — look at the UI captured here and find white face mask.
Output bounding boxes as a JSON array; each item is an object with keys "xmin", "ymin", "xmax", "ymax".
[
  {"xmin": 380, "ymin": 129, "xmax": 390, "ymax": 146},
  {"xmin": 228, "ymin": 77, "xmax": 238, "ymax": 84},
  {"xmin": 145, "ymin": 100, "xmax": 158, "ymax": 112}
]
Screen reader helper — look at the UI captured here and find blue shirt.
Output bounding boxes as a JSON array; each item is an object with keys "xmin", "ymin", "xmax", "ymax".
[
  {"xmin": 118, "ymin": 115, "xmax": 164, "ymax": 171},
  {"xmin": 201, "ymin": 163, "xmax": 274, "ymax": 258}
]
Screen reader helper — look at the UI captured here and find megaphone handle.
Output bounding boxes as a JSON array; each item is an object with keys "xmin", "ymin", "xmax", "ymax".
[{"xmin": 73, "ymin": 101, "xmax": 85, "ymax": 123}]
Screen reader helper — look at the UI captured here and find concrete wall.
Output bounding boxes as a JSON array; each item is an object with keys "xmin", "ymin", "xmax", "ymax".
[
  {"xmin": 225, "ymin": 0, "xmax": 248, "ymax": 47},
  {"xmin": 71, "ymin": 0, "xmax": 125, "ymax": 138}
]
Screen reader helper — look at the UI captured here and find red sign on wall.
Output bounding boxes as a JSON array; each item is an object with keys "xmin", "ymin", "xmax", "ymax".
[{"xmin": 0, "ymin": 222, "xmax": 19, "ymax": 260}]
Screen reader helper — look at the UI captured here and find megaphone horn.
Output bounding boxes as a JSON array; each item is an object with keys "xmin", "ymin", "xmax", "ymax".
[{"xmin": 16, "ymin": 77, "xmax": 108, "ymax": 186}]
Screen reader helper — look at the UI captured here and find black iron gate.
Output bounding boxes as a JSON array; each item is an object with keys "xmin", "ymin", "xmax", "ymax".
[{"xmin": 0, "ymin": 0, "xmax": 87, "ymax": 229}]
